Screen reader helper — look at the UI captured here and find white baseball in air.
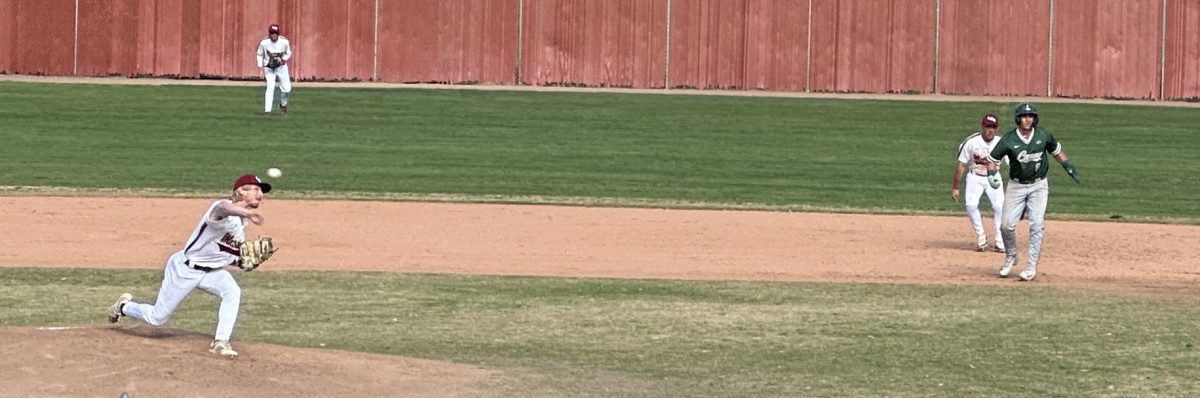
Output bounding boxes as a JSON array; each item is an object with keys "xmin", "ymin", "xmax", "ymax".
[{"xmin": 267, "ymin": 167, "xmax": 283, "ymax": 178}]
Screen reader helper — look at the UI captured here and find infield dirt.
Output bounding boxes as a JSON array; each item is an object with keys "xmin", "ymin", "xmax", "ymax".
[{"xmin": 2, "ymin": 197, "xmax": 1200, "ymax": 396}]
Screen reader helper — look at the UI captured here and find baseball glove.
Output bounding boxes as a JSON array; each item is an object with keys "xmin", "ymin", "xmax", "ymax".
[
  {"xmin": 266, "ymin": 53, "xmax": 283, "ymax": 69},
  {"xmin": 987, "ymin": 171, "xmax": 1003, "ymax": 189},
  {"xmin": 239, "ymin": 236, "xmax": 278, "ymax": 272}
]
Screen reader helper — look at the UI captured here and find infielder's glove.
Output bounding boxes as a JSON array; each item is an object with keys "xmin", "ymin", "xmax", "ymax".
[
  {"xmin": 239, "ymin": 236, "xmax": 278, "ymax": 272},
  {"xmin": 266, "ymin": 53, "xmax": 283, "ymax": 69},
  {"xmin": 987, "ymin": 170, "xmax": 1003, "ymax": 189}
]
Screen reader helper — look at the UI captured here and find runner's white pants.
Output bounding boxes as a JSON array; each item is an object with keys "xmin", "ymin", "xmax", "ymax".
[
  {"xmin": 1000, "ymin": 179, "xmax": 1049, "ymax": 271},
  {"xmin": 264, "ymin": 64, "xmax": 292, "ymax": 113},
  {"xmin": 122, "ymin": 251, "xmax": 242, "ymax": 341}
]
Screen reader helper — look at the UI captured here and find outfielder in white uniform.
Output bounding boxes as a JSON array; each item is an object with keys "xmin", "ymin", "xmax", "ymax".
[
  {"xmin": 951, "ymin": 113, "xmax": 1005, "ymax": 252},
  {"xmin": 257, "ymin": 24, "xmax": 292, "ymax": 115},
  {"xmin": 107, "ymin": 174, "xmax": 272, "ymax": 358}
]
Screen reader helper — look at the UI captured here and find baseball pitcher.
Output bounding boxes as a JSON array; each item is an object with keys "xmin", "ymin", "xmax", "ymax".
[
  {"xmin": 107, "ymin": 174, "xmax": 278, "ymax": 358},
  {"xmin": 987, "ymin": 103, "xmax": 1080, "ymax": 281},
  {"xmin": 257, "ymin": 24, "xmax": 292, "ymax": 115}
]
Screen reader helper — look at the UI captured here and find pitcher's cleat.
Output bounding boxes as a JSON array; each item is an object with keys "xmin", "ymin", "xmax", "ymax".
[
  {"xmin": 107, "ymin": 293, "xmax": 133, "ymax": 323},
  {"xmin": 210, "ymin": 340, "xmax": 239, "ymax": 358}
]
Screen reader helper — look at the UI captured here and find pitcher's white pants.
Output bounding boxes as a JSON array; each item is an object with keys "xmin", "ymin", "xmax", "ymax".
[
  {"xmin": 963, "ymin": 173, "xmax": 1004, "ymax": 240},
  {"xmin": 264, "ymin": 64, "xmax": 292, "ymax": 113},
  {"xmin": 122, "ymin": 251, "xmax": 242, "ymax": 341}
]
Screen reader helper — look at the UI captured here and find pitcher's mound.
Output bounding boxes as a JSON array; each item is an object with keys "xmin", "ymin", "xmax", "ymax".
[{"xmin": 0, "ymin": 325, "xmax": 491, "ymax": 397}]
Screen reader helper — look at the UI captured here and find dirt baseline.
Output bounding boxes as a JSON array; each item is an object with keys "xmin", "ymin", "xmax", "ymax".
[
  {"xmin": 2, "ymin": 196, "xmax": 1199, "ymax": 397},
  {"xmin": 3, "ymin": 196, "xmax": 1199, "ymax": 289}
]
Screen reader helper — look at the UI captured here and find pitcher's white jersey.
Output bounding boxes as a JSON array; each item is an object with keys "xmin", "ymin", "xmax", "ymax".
[
  {"xmin": 957, "ymin": 132, "xmax": 1003, "ymax": 176},
  {"xmin": 180, "ymin": 200, "xmax": 245, "ymax": 268},
  {"xmin": 256, "ymin": 36, "xmax": 291, "ymax": 68}
]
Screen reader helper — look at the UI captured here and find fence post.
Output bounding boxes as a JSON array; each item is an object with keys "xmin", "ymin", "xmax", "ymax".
[
  {"xmin": 664, "ymin": 0, "xmax": 672, "ymax": 90},
  {"xmin": 73, "ymin": 0, "xmax": 79, "ymax": 76},
  {"xmin": 1159, "ymin": 0, "xmax": 1167, "ymax": 100},
  {"xmin": 515, "ymin": 0, "xmax": 524, "ymax": 85},
  {"xmin": 932, "ymin": 0, "xmax": 940, "ymax": 94},
  {"xmin": 1046, "ymin": 0, "xmax": 1055, "ymax": 97},
  {"xmin": 372, "ymin": 0, "xmax": 379, "ymax": 81},
  {"xmin": 805, "ymin": 0, "xmax": 812, "ymax": 93}
]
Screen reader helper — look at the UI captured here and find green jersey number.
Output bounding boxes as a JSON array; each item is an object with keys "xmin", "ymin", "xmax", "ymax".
[{"xmin": 1016, "ymin": 150, "xmax": 1043, "ymax": 176}]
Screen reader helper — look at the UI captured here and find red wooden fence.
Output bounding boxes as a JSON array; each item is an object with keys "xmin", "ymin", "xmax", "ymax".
[
  {"xmin": 668, "ymin": 0, "xmax": 808, "ymax": 91},
  {"xmin": 378, "ymin": 0, "xmax": 518, "ymax": 84},
  {"xmin": 1164, "ymin": 0, "xmax": 1200, "ymax": 99},
  {"xmin": 937, "ymin": 0, "xmax": 1051, "ymax": 97},
  {"xmin": 809, "ymin": 0, "xmax": 936, "ymax": 94},
  {"xmin": 521, "ymin": 0, "xmax": 666, "ymax": 87},
  {"xmin": 1052, "ymin": 0, "xmax": 1163, "ymax": 100},
  {"xmin": 1, "ymin": 0, "xmax": 1198, "ymax": 100},
  {"xmin": 0, "ymin": 0, "xmax": 75, "ymax": 76}
]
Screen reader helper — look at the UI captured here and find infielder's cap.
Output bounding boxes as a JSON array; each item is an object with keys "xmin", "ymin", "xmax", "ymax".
[
  {"xmin": 234, "ymin": 174, "xmax": 272, "ymax": 193},
  {"xmin": 981, "ymin": 113, "xmax": 999, "ymax": 128},
  {"xmin": 268, "ymin": 24, "xmax": 280, "ymax": 34}
]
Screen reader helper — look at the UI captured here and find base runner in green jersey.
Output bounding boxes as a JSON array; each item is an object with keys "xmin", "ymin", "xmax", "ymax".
[{"xmin": 986, "ymin": 103, "xmax": 1081, "ymax": 281}]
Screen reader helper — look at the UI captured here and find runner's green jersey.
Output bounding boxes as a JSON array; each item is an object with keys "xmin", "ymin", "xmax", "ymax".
[{"xmin": 987, "ymin": 127, "xmax": 1061, "ymax": 183}]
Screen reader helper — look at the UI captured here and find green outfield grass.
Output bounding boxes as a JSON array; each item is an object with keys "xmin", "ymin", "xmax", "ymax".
[
  {"xmin": 0, "ymin": 81, "xmax": 1195, "ymax": 222},
  {"xmin": 4, "ymin": 267, "xmax": 1199, "ymax": 397}
]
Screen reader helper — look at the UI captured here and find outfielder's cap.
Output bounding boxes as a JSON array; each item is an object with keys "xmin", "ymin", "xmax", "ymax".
[
  {"xmin": 268, "ymin": 24, "xmax": 280, "ymax": 34},
  {"xmin": 981, "ymin": 113, "xmax": 999, "ymax": 128},
  {"xmin": 234, "ymin": 174, "xmax": 272, "ymax": 193}
]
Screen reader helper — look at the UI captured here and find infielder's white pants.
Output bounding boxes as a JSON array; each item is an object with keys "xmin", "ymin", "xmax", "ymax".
[
  {"xmin": 963, "ymin": 173, "xmax": 1004, "ymax": 241},
  {"xmin": 263, "ymin": 64, "xmax": 292, "ymax": 113},
  {"xmin": 122, "ymin": 251, "xmax": 242, "ymax": 341},
  {"xmin": 1000, "ymin": 179, "xmax": 1049, "ymax": 271}
]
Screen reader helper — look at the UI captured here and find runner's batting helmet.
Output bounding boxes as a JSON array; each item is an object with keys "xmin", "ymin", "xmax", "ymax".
[{"xmin": 1014, "ymin": 103, "xmax": 1039, "ymax": 127}]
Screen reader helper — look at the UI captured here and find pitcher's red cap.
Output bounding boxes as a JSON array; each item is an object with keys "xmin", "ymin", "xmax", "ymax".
[
  {"xmin": 268, "ymin": 24, "xmax": 280, "ymax": 34},
  {"xmin": 234, "ymin": 174, "xmax": 272, "ymax": 193},
  {"xmin": 981, "ymin": 113, "xmax": 999, "ymax": 128}
]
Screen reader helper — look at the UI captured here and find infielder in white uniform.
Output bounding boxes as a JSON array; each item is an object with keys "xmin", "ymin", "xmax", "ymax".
[
  {"xmin": 257, "ymin": 24, "xmax": 292, "ymax": 115},
  {"xmin": 951, "ymin": 113, "xmax": 1005, "ymax": 252},
  {"xmin": 108, "ymin": 174, "xmax": 272, "ymax": 358}
]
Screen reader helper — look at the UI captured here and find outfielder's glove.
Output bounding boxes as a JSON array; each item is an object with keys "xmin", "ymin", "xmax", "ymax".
[
  {"xmin": 266, "ymin": 53, "xmax": 283, "ymax": 69},
  {"xmin": 239, "ymin": 236, "xmax": 278, "ymax": 272}
]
